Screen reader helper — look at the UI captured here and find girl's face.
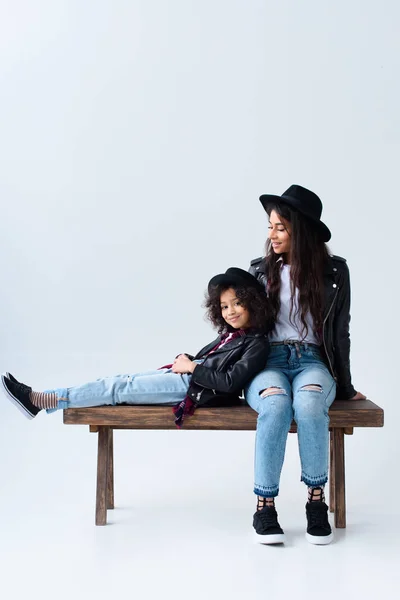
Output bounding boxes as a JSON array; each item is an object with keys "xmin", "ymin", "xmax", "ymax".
[
  {"xmin": 268, "ymin": 209, "xmax": 291, "ymax": 256},
  {"xmin": 220, "ymin": 288, "xmax": 251, "ymax": 329}
]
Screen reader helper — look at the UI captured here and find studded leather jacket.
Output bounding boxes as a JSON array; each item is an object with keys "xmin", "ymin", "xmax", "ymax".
[
  {"xmin": 185, "ymin": 331, "xmax": 269, "ymax": 407},
  {"xmin": 249, "ymin": 255, "xmax": 356, "ymax": 400}
]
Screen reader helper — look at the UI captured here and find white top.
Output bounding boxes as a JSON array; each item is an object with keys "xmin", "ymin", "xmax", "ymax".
[{"xmin": 269, "ymin": 264, "xmax": 320, "ymax": 345}]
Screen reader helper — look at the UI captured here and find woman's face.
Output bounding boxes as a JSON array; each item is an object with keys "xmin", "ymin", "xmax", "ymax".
[
  {"xmin": 268, "ymin": 209, "xmax": 291, "ymax": 255},
  {"xmin": 220, "ymin": 288, "xmax": 251, "ymax": 329}
]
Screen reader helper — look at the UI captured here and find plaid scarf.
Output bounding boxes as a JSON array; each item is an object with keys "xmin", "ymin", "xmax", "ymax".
[{"xmin": 173, "ymin": 329, "xmax": 246, "ymax": 428}]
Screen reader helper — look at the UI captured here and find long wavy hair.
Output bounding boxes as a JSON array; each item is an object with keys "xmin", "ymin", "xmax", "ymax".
[
  {"xmin": 265, "ymin": 202, "xmax": 329, "ymax": 339},
  {"xmin": 205, "ymin": 284, "xmax": 273, "ymax": 335}
]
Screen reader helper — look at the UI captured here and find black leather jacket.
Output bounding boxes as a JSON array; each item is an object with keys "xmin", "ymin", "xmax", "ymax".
[
  {"xmin": 185, "ymin": 331, "xmax": 269, "ymax": 407},
  {"xmin": 249, "ymin": 255, "xmax": 356, "ymax": 400}
]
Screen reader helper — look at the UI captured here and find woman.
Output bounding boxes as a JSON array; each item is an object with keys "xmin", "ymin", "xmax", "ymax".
[
  {"xmin": 247, "ymin": 184, "xmax": 365, "ymax": 545},
  {"xmin": 2, "ymin": 268, "xmax": 272, "ymax": 429}
]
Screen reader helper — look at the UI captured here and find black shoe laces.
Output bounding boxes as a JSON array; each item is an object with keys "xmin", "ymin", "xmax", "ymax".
[
  {"xmin": 307, "ymin": 503, "xmax": 329, "ymax": 528},
  {"xmin": 10, "ymin": 380, "xmax": 32, "ymax": 395},
  {"xmin": 257, "ymin": 508, "xmax": 278, "ymax": 528}
]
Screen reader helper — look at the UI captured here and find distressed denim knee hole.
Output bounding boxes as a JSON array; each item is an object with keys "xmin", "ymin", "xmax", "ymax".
[
  {"xmin": 299, "ymin": 384, "xmax": 322, "ymax": 393},
  {"xmin": 259, "ymin": 386, "xmax": 287, "ymax": 398}
]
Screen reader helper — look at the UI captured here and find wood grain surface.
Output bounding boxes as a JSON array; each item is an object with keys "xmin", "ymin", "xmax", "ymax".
[{"xmin": 64, "ymin": 399, "xmax": 384, "ymax": 430}]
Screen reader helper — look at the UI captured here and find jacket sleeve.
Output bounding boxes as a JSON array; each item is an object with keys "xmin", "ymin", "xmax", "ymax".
[
  {"xmin": 248, "ymin": 257, "xmax": 262, "ymax": 277},
  {"xmin": 333, "ymin": 263, "xmax": 356, "ymax": 399},
  {"xmin": 190, "ymin": 338, "xmax": 268, "ymax": 394}
]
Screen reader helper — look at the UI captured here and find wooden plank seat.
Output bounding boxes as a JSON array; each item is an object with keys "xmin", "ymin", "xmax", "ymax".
[{"xmin": 63, "ymin": 399, "xmax": 384, "ymax": 527}]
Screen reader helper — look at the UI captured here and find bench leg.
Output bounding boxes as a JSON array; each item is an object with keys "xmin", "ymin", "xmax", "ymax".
[
  {"xmin": 333, "ymin": 428, "xmax": 346, "ymax": 528},
  {"xmin": 96, "ymin": 426, "xmax": 110, "ymax": 526},
  {"xmin": 329, "ymin": 431, "xmax": 335, "ymax": 513},
  {"xmin": 107, "ymin": 428, "xmax": 114, "ymax": 510}
]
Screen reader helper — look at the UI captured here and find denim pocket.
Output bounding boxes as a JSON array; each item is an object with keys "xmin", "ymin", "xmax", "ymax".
[{"xmin": 304, "ymin": 346, "xmax": 323, "ymax": 361}]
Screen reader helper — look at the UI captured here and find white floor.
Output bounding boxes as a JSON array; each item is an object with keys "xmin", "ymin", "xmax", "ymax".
[{"xmin": 0, "ymin": 414, "xmax": 398, "ymax": 600}]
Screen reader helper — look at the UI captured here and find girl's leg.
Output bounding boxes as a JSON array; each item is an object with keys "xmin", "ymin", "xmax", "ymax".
[
  {"xmin": 245, "ymin": 369, "xmax": 293, "ymax": 498},
  {"xmin": 41, "ymin": 369, "xmax": 189, "ymax": 411},
  {"xmin": 1, "ymin": 369, "xmax": 190, "ymax": 418}
]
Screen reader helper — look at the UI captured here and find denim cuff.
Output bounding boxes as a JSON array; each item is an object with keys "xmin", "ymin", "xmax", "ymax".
[
  {"xmin": 301, "ymin": 473, "xmax": 328, "ymax": 487},
  {"xmin": 44, "ymin": 388, "xmax": 69, "ymax": 414},
  {"xmin": 254, "ymin": 485, "xmax": 279, "ymax": 498}
]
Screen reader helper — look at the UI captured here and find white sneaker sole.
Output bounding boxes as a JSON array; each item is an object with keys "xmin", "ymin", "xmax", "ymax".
[
  {"xmin": 1, "ymin": 373, "xmax": 35, "ymax": 420},
  {"xmin": 306, "ymin": 532, "xmax": 334, "ymax": 545},
  {"xmin": 254, "ymin": 532, "xmax": 285, "ymax": 544}
]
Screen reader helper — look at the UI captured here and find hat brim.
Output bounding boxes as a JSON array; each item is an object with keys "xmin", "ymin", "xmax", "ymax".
[
  {"xmin": 259, "ymin": 194, "xmax": 331, "ymax": 242},
  {"xmin": 208, "ymin": 269, "xmax": 265, "ymax": 293}
]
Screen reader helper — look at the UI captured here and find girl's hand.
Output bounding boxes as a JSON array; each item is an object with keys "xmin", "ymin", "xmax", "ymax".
[
  {"xmin": 172, "ymin": 354, "xmax": 196, "ymax": 374},
  {"xmin": 351, "ymin": 391, "xmax": 367, "ymax": 400}
]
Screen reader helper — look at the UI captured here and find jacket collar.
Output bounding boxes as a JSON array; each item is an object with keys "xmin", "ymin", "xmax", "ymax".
[
  {"xmin": 323, "ymin": 255, "xmax": 337, "ymax": 277},
  {"xmin": 260, "ymin": 254, "xmax": 337, "ymax": 279},
  {"xmin": 200, "ymin": 329, "xmax": 264, "ymax": 357}
]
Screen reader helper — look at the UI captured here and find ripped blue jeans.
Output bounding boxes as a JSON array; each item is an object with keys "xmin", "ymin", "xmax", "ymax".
[{"xmin": 245, "ymin": 343, "xmax": 336, "ymax": 497}]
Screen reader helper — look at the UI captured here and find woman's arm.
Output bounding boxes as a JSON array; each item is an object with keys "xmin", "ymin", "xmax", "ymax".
[
  {"xmin": 190, "ymin": 339, "xmax": 268, "ymax": 394},
  {"xmin": 333, "ymin": 262, "xmax": 359, "ymax": 399}
]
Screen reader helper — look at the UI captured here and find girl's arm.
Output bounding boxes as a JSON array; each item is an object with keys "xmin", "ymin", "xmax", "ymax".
[
  {"xmin": 172, "ymin": 354, "xmax": 197, "ymax": 374},
  {"xmin": 172, "ymin": 337, "xmax": 221, "ymax": 373},
  {"xmin": 190, "ymin": 339, "xmax": 268, "ymax": 394}
]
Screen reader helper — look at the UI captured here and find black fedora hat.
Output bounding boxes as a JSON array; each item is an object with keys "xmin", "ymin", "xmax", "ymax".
[
  {"xmin": 259, "ymin": 184, "xmax": 331, "ymax": 242},
  {"xmin": 208, "ymin": 267, "xmax": 265, "ymax": 293}
]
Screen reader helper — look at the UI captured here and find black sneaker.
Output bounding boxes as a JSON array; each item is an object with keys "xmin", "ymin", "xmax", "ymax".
[
  {"xmin": 1, "ymin": 373, "xmax": 40, "ymax": 420},
  {"xmin": 253, "ymin": 506, "xmax": 285, "ymax": 544},
  {"xmin": 5, "ymin": 372, "xmax": 21, "ymax": 385},
  {"xmin": 306, "ymin": 502, "xmax": 334, "ymax": 545}
]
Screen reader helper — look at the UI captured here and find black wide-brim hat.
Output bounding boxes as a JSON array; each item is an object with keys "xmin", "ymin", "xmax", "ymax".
[
  {"xmin": 208, "ymin": 267, "xmax": 265, "ymax": 293},
  {"xmin": 259, "ymin": 184, "xmax": 331, "ymax": 242}
]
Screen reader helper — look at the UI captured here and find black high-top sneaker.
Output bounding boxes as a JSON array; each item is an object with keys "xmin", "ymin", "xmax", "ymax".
[
  {"xmin": 1, "ymin": 374, "xmax": 40, "ymax": 420},
  {"xmin": 306, "ymin": 501, "xmax": 334, "ymax": 545},
  {"xmin": 5, "ymin": 372, "xmax": 21, "ymax": 385},
  {"xmin": 253, "ymin": 506, "xmax": 285, "ymax": 544}
]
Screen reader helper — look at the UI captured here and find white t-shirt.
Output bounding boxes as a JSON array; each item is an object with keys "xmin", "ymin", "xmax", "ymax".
[{"xmin": 269, "ymin": 264, "xmax": 320, "ymax": 345}]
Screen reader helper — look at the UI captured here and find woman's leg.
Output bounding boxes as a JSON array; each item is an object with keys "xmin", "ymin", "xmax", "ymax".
[
  {"xmin": 246, "ymin": 369, "xmax": 293, "ymax": 498},
  {"xmin": 291, "ymin": 364, "xmax": 336, "ymax": 545},
  {"xmin": 246, "ymin": 368, "xmax": 292, "ymax": 544},
  {"xmin": 291, "ymin": 365, "xmax": 336, "ymax": 487}
]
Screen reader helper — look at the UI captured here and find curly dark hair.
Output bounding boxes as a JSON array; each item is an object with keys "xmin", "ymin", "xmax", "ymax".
[
  {"xmin": 264, "ymin": 201, "xmax": 329, "ymax": 339},
  {"xmin": 204, "ymin": 283, "xmax": 273, "ymax": 335}
]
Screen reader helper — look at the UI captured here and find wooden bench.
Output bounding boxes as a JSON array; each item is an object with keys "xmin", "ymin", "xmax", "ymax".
[{"xmin": 63, "ymin": 399, "xmax": 384, "ymax": 528}]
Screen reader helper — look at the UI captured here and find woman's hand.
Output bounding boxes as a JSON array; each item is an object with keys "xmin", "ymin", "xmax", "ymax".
[
  {"xmin": 172, "ymin": 354, "xmax": 196, "ymax": 374},
  {"xmin": 351, "ymin": 391, "xmax": 366, "ymax": 400}
]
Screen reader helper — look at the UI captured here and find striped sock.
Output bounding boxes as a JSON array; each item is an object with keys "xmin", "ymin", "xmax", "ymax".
[{"xmin": 30, "ymin": 391, "xmax": 58, "ymax": 410}]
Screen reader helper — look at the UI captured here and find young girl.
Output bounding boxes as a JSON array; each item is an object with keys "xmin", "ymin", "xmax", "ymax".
[
  {"xmin": 247, "ymin": 185, "xmax": 366, "ymax": 545},
  {"xmin": 2, "ymin": 267, "xmax": 272, "ymax": 428}
]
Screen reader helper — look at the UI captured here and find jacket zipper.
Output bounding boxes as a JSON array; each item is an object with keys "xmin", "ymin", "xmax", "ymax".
[
  {"xmin": 195, "ymin": 339, "xmax": 245, "ymax": 398},
  {"xmin": 322, "ymin": 286, "xmax": 339, "ymax": 379}
]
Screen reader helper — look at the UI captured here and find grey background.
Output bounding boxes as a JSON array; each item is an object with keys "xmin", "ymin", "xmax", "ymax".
[{"xmin": 0, "ymin": 2, "xmax": 398, "ymax": 595}]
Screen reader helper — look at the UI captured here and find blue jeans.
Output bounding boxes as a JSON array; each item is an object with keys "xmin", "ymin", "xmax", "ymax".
[
  {"xmin": 47, "ymin": 369, "xmax": 192, "ymax": 412},
  {"xmin": 245, "ymin": 343, "xmax": 336, "ymax": 497}
]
